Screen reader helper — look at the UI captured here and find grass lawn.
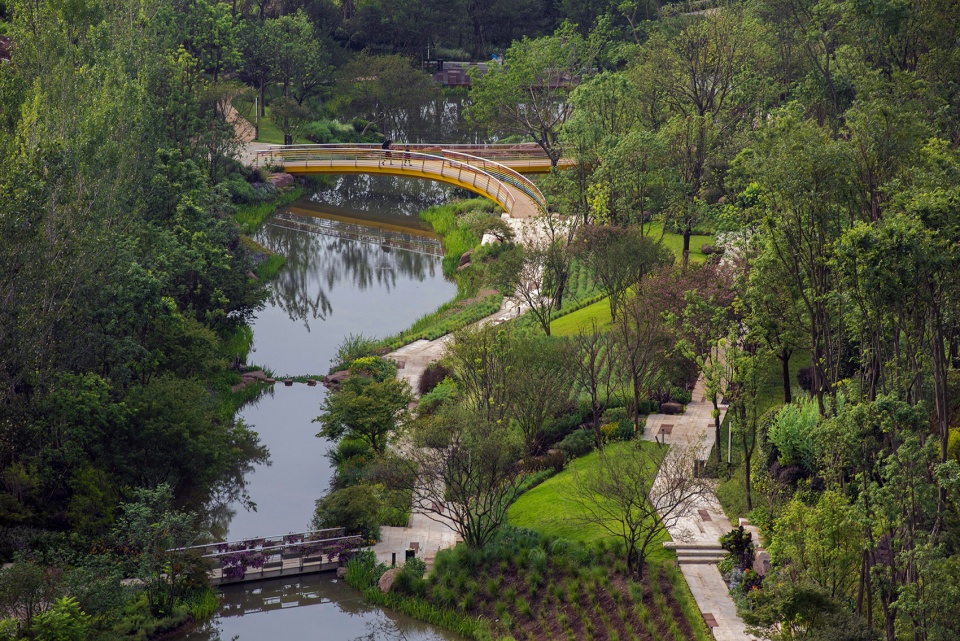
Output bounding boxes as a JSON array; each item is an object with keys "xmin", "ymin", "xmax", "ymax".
[
  {"xmin": 233, "ymin": 96, "xmax": 312, "ymax": 145},
  {"xmin": 644, "ymin": 222, "xmax": 715, "ymax": 265},
  {"xmin": 549, "ymin": 297, "xmax": 612, "ymax": 336},
  {"xmin": 508, "ymin": 441, "xmax": 674, "ymax": 564},
  {"xmin": 545, "ymin": 224, "xmax": 716, "ymax": 336}
]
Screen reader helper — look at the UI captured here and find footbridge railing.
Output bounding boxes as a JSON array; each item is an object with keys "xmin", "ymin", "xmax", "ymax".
[
  {"xmin": 265, "ymin": 142, "xmax": 551, "ymax": 163},
  {"xmin": 255, "ymin": 146, "xmax": 521, "ymax": 215},
  {"xmin": 441, "ymin": 149, "xmax": 547, "ymax": 214},
  {"xmin": 171, "ymin": 528, "xmax": 364, "ymax": 583}
]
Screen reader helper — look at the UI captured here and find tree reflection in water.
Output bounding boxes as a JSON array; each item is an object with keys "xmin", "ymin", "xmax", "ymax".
[
  {"xmin": 312, "ymin": 173, "xmax": 470, "ymax": 217},
  {"xmin": 254, "ymin": 217, "xmax": 442, "ymax": 330},
  {"xmin": 181, "ymin": 575, "xmax": 458, "ymax": 641}
]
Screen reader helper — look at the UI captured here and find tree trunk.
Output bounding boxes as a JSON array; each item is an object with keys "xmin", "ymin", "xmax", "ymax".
[
  {"xmin": 259, "ymin": 79, "xmax": 266, "ymax": 118},
  {"xmin": 553, "ymin": 271, "xmax": 568, "ymax": 310},
  {"xmin": 781, "ymin": 351, "xmax": 792, "ymax": 404},
  {"xmin": 633, "ymin": 379, "xmax": 642, "ymax": 434},
  {"xmin": 714, "ymin": 398, "xmax": 722, "ymax": 464},
  {"xmin": 743, "ymin": 452, "xmax": 752, "ymax": 511},
  {"xmin": 472, "ymin": 14, "xmax": 484, "ymax": 59},
  {"xmin": 682, "ymin": 229, "xmax": 691, "ymax": 270}
]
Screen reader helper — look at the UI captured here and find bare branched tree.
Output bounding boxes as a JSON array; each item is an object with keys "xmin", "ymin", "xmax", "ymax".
[
  {"xmin": 566, "ymin": 323, "xmax": 622, "ymax": 448},
  {"xmin": 614, "ymin": 286, "xmax": 671, "ymax": 434},
  {"xmin": 514, "ymin": 242, "xmax": 555, "ymax": 336},
  {"xmin": 568, "ymin": 441, "xmax": 710, "ymax": 578},
  {"xmin": 446, "ymin": 324, "xmax": 516, "ymax": 424}
]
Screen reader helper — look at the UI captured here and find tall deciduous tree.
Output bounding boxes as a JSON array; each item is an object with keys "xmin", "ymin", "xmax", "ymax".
[
  {"xmin": 567, "ymin": 322, "xmax": 621, "ymax": 448},
  {"xmin": 573, "ymin": 224, "xmax": 673, "ymax": 320},
  {"xmin": 630, "ymin": 7, "xmax": 766, "ymax": 265},
  {"xmin": 468, "ymin": 22, "xmax": 599, "ymax": 166},
  {"xmin": 510, "ymin": 337, "xmax": 573, "ymax": 455},
  {"xmin": 446, "ymin": 324, "xmax": 516, "ymax": 424},
  {"xmin": 613, "ymin": 281, "xmax": 671, "ymax": 434},
  {"xmin": 336, "ymin": 52, "xmax": 438, "ymax": 136}
]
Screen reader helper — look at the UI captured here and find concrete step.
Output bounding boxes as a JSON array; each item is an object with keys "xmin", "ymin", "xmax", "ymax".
[
  {"xmin": 676, "ymin": 553, "xmax": 726, "ymax": 562},
  {"xmin": 676, "ymin": 548, "xmax": 726, "ymax": 557},
  {"xmin": 674, "ymin": 545, "xmax": 727, "ymax": 565},
  {"xmin": 664, "ymin": 542, "xmax": 726, "ymax": 551},
  {"xmin": 677, "ymin": 555, "xmax": 726, "ymax": 565}
]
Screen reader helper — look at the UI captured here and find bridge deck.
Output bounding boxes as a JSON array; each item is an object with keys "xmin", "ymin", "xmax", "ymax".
[
  {"xmin": 256, "ymin": 146, "xmax": 553, "ymax": 219},
  {"xmin": 210, "ymin": 555, "xmax": 340, "ymax": 586}
]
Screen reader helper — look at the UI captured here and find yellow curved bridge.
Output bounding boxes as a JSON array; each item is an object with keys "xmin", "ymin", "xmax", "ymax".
[{"xmin": 254, "ymin": 144, "xmax": 569, "ymax": 219}]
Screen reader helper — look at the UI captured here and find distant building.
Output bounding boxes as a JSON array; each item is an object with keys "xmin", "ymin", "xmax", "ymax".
[{"xmin": 425, "ymin": 60, "xmax": 490, "ymax": 87}]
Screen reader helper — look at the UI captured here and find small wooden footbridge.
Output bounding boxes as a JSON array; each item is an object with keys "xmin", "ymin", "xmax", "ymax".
[
  {"xmin": 255, "ymin": 143, "xmax": 573, "ymax": 220},
  {"xmin": 174, "ymin": 528, "xmax": 363, "ymax": 586}
]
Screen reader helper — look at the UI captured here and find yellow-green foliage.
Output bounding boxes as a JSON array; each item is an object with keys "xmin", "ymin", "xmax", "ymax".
[{"xmin": 550, "ymin": 298, "xmax": 612, "ymax": 336}]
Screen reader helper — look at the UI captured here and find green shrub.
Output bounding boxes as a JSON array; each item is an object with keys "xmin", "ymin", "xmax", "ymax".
[
  {"xmin": 600, "ymin": 422, "xmax": 619, "ymax": 443},
  {"xmin": 330, "ymin": 437, "xmax": 374, "ymax": 471},
  {"xmin": 558, "ymin": 429, "xmax": 595, "ymax": 459},
  {"xmin": 345, "ymin": 550, "xmax": 388, "ymax": 590},
  {"xmin": 542, "ymin": 408, "xmax": 589, "ymax": 447},
  {"xmin": 225, "ymin": 177, "xmax": 259, "ymax": 204},
  {"xmin": 670, "ymin": 386, "xmax": 693, "ymax": 405},
  {"xmin": 417, "ymin": 380, "xmax": 454, "ymax": 416},
  {"xmin": 312, "ymin": 484, "xmax": 382, "ymax": 541},
  {"xmin": 404, "ymin": 556, "xmax": 427, "ymax": 580},
  {"xmin": 333, "ymin": 334, "xmax": 380, "ymax": 369},
  {"xmin": 617, "ymin": 419, "xmax": 639, "ymax": 440},
  {"xmin": 0, "ymin": 619, "xmax": 17, "ymax": 641},
  {"xmin": 602, "ymin": 407, "xmax": 629, "ymax": 424},
  {"xmin": 769, "ymin": 397, "xmax": 818, "ymax": 469},
  {"xmin": 392, "ymin": 568, "xmax": 428, "ymax": 597},
  {"xmin": 303, "ymin": 120, "xmax": 333, "ymax": 143},
  {"xmin": 33, "ymin": 596, "xmax": 90, "ymax": 641},
  {"xmin": 348, "ymin": 356, "xmax": 398, "ymax": 382},
  {"xmin": 518, "ymin": 451, "xmax": 565, "ymax": 474}
]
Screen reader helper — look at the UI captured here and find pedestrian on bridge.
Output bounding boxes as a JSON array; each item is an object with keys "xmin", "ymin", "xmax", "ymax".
[
  {"xmin": 381, "ymin": 139, "xmax": 393, "ymax": 166},
  {"xmin": 403, "ymin": 145, "xmax": 411, "ymax": 166}
]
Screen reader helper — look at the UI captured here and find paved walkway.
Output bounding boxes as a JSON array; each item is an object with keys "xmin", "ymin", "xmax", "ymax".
[
  {"xmin": 373, "ymin": 511, "xmax": 460, "ymax": 570},
  {"xmin": 641, "ymin": 375, "xmax": 756, "ymax": 641},
  {"xmin": 386, "ymin": 294, "xmax": 532, "ymax": 394}
]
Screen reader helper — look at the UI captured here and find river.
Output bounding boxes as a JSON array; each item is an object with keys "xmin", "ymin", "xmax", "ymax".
[{"xmin": 181, "ymin": 174, "xmax": 463, "ymax": 641}]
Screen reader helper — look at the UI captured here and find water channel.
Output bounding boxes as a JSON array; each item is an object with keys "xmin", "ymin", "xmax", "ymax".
[{"xmin": 181, "ymin": 174, "xmax": 465, "ymax": 640}]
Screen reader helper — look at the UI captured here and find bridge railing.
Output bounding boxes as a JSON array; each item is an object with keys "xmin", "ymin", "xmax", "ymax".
[
  {"xmin": 255, "ymin": 147, "xmax": 517, "ymax": 215},
  {"xmin": 441, "ymin": 150, "xmax": 547, "ymax": 214},
  {"xmin": 172, "ymin": 527, "xmax": 350, "ymax": 558},
  {"xmin": 257, "ymin": 143, "xmax": 554, "ymax": 164}
]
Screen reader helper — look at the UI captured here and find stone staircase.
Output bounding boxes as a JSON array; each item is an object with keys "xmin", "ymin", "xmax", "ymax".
[{"xmin": 664, "ymin": 542, "xmax": 727, "ymax": 565}]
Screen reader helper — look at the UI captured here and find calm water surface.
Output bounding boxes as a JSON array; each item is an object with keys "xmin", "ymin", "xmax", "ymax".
[
  {"xmin": 227, "ymin": 179, "xmax": 458, "ymax": 539},
  {"xmin": 182, "ymin": 575, "xmax": 459, "ymax": 641},
  {"xmin": 186, "ymin": 176, "xmax": 461, "ymax": 641}
]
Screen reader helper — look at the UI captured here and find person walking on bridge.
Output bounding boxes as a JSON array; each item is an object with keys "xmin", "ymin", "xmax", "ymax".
[
  {"xmin": 403, "ymin": 145, "xmax": 411, "ymax": 166},
  {"xmin": 380, "ymin": 139, "xmax": 393, "ymax": 166}
]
